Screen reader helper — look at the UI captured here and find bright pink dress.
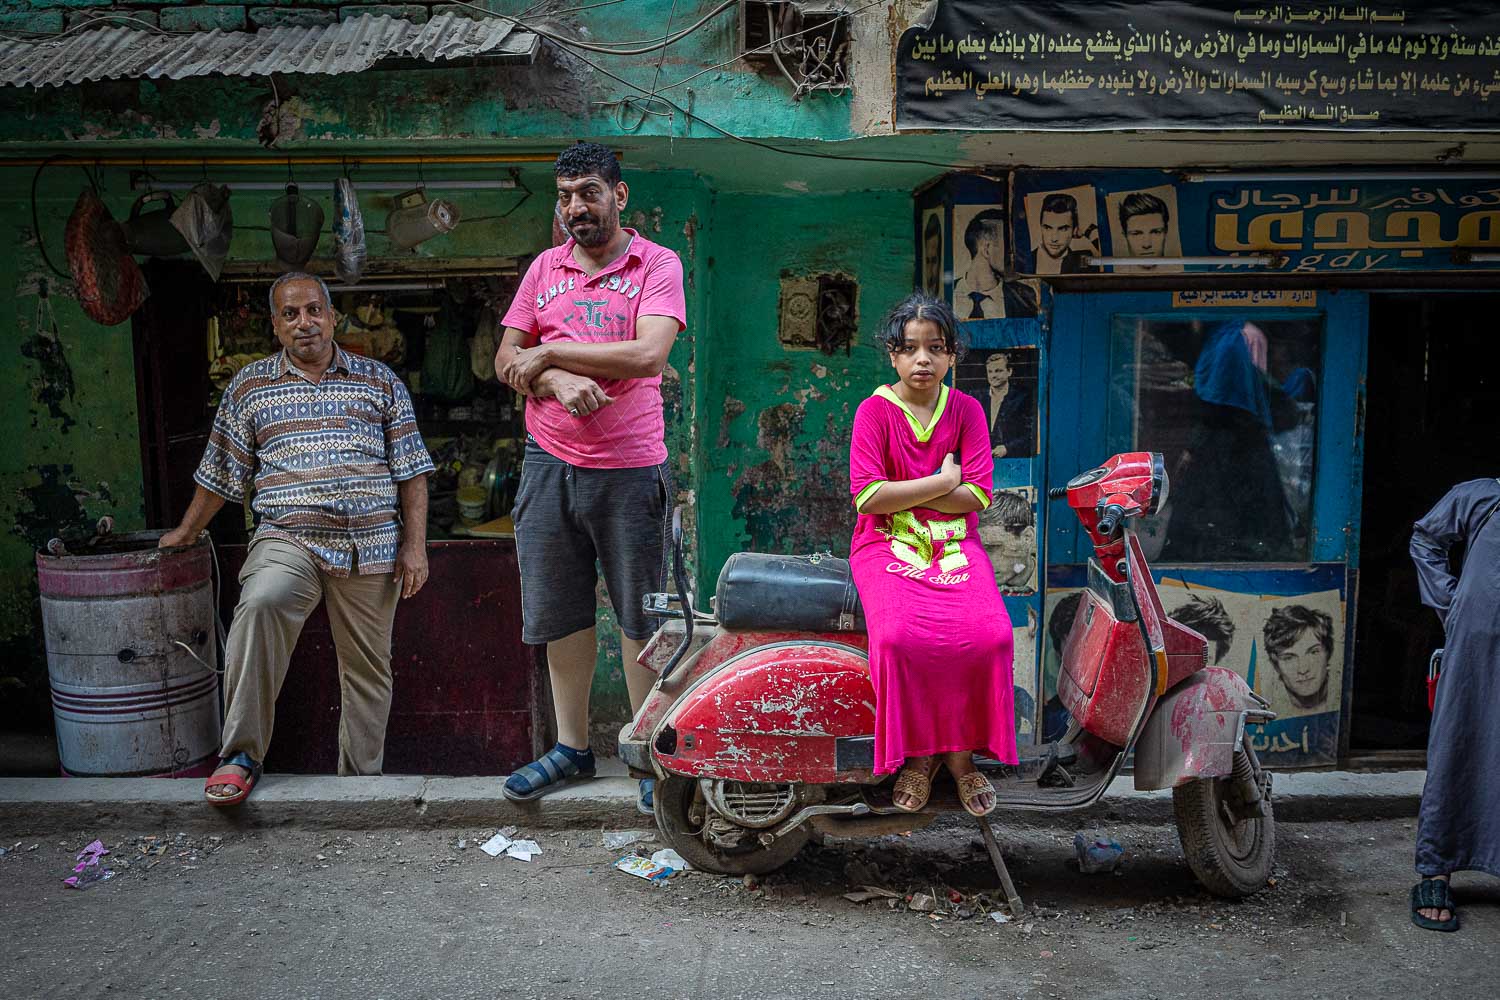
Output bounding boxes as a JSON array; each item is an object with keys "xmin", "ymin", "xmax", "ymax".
[{"xmin": 848, "ymin": 384, "xmax": 1017, "ymax": 775}]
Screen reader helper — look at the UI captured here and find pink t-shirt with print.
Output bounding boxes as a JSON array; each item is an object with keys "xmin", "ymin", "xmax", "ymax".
[{"xmin": 502, "ymin": 229, "xmax": 686, "ymax": 469}]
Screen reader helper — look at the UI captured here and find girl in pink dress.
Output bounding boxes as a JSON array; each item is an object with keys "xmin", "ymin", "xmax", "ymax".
[{"xmin": 847, "ymin": 293, "xmax": 1018, "ymax": 816}]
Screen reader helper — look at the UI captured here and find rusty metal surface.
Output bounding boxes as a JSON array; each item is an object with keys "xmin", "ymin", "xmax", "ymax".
[
  {"xmin": 0, "ymin": 14, "xmax": 538, "ymax": 89},
  {"xmin": 38, "ymin": 533, "xmax": 221, "ymax": 777},
  {"xmin": 658, "ymin": 641, "xmax": 874, "ymax": 785}
]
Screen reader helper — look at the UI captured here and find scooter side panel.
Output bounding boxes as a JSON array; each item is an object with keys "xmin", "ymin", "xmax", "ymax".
[
  {"xmin": 1058, "ymin": 600, "xmax": 1151, "ymax": 747},
  {"xmin": 623, "ymin": 629, "xmax": 869, "ymax": 745},
  {"xmin": 655, "ymin": 644, "xmax": 875, "ymax": 784},
  {"xmin": 1133, "ymin": 667, "xmax": 1265, "ymax": 790}
]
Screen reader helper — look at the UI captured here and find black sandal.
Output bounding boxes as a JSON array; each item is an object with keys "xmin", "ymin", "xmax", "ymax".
[{"xmin": 1410, "ymin": 877, "xmax": 1460, "ymax": 932}]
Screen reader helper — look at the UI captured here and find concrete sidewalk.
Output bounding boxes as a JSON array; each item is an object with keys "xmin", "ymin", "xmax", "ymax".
[{"xmin": 0, "ymin": 763, "xmax": 1425, "ymax": 835}]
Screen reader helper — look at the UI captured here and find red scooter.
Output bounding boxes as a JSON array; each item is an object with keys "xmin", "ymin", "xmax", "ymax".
[{"xmin": 620, "ymin": 453, "xmax": 1276, "ymax": 909}]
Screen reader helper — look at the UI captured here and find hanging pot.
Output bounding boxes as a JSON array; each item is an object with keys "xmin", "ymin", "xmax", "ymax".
[
  {"xmin": 269, "ymin": 182, "xmax": 325, "ymax": 269},
  {"xmin": 119, "ymin": 190, "xmax": 191, "ymax": 258}
]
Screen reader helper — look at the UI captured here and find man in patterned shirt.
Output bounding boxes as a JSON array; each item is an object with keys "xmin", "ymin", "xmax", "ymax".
[{"xmin": 159, "ymin": 272, "xmax": 434, "ymax": 805}]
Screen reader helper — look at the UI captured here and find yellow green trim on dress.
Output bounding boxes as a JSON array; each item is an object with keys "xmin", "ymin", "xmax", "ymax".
[
  {"xmin": 964, "ymin": 483, "xmax": 991, "ymax": 509},
  {"xmin": 854, "ymin": 480, "xmax": 887, "ymax": 513},
  {"xmin": 873, "ymin": 384, "xmax": 949, "ymax": 443}
]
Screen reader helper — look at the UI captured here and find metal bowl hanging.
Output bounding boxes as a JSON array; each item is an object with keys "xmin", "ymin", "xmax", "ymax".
[{"xmin": 269, "ymin": 182, "xmax": 324, "ymax": 270}]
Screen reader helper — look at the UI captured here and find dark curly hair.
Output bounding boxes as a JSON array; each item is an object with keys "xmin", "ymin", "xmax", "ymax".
[
  {"xmin": 878, "ymin": 292, "xmax": 963, "ymax": 358},
  {"xmin": 1263, "ymin": 605, "xmax": 1333, "ymax": 663},
  {"xmin": 1169, "ymin": 594, "xmax": 1236, "ymax": 662},
  {"xmin": 554, "ymin": 141, "xmax": 620, "ymax": 186}
]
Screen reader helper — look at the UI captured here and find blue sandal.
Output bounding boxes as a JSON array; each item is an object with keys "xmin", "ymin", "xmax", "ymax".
[
  {"xmin": 1411, "ymin": 878, "xmax": 1460, "ymax": 932},
  {"xmin": 503, "ymin": 744, "xmax": 596, "ymax": 802},
  {"xmin": 637, "ymin": 777, "xmax": 655, "ymax": 816}
]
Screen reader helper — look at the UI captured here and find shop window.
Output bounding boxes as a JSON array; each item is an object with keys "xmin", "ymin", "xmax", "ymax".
[
  {"xmin": 1106, "ymin": 315, "xmax": 1322, "ymax": 563},
  {"xmin": 200, "ymin": 276, "xmax": 523, "ymax": 542}
]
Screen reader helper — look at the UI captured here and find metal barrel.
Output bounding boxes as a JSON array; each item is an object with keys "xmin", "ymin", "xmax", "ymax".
[{"xmin": 35, "ymin": 530, "xmax": 221, "ymax": 777}]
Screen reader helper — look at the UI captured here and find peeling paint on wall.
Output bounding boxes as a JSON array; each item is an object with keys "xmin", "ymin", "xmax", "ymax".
[
  {"xmin": 19, "ymin": 306, "xmax": 77, "ymax": 432},
  {"xmin": 730, "ymin": 403, "xmax": 853, "ymax": 555},
  {"xmin": 11, "ymin": 464, "xmax": 112, "ymax": 552}
]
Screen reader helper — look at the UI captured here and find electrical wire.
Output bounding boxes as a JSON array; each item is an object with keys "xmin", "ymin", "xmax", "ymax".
[
  {"xmin": 655, "ymin": 0, "xmax": 884, "ymax": 95},
  {"xmin": 560, "ymin": 40, "xmax": 975, "ymax": 171}
]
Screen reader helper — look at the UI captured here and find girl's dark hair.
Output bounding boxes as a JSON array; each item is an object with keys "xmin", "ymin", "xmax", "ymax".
[{"xmin": 879, "ymin": 291, "xmax": 963, "ymax": 358}]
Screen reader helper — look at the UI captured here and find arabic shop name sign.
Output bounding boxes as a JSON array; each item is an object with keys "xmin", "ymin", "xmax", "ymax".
[
  {"xmin": 1010, "ymin": 170, "xmax": 1500, "ymax": 274},
  {"xmin": 897, "ymin": 1, "xmax": 1500, "ymax": 131}
]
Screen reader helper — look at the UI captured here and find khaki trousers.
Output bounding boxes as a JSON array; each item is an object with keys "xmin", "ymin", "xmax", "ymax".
[{"xmin": 220, "ymin": 538, "xmax": 401, "ymax": 775}]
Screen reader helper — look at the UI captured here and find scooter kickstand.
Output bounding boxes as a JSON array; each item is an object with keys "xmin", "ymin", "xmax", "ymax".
[{"xmin": 976, "ymin": 818, "xmax": 1024, "ymax": 918}]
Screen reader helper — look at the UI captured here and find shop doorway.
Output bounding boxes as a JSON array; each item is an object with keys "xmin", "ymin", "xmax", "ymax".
[{"xmin": 1350, "ymin": 292, "xmax": 1500, "ymax": 758}]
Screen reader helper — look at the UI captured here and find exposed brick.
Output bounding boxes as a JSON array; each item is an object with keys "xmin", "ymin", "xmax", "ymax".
[
  {"xmin": 158, "ymin": 5, "xmax": 246, "ymax": 32},
  {"xmin": 28, "ymin": 0, "xmax": 113, "ymax": 10},
  {"xmin": 249, "ymin": 7, "xmax": 337, "ymax": 28},
  {"xmin": 0, "ymin": 9, "xmax": 64, "ymax": 31},
  {"xmin": 339, "ymin": 5, "xmax": 429, "ymax": 23},
  {"xmin": 65, "ymin": 9, "xmax": 159, "ymax": 30}
]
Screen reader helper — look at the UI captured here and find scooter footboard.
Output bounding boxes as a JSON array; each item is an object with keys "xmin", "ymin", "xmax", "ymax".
[{"xmin": 1133, "ymin": 668, "xmax": 1274, "ymax": 791}]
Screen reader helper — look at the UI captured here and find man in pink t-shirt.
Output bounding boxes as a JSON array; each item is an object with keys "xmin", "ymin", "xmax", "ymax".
[{"xmin": 496, "ymin": 142, "xmax": 686, "ymax": 812}]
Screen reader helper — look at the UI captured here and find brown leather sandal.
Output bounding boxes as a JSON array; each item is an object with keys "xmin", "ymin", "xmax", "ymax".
[
  {"xmin": 957, "ymin": 771, "xmax": 997, "ymax": 817},
  {"xmin": 892, "ymin": 759, "xmax": 940, "ymax": 812}
]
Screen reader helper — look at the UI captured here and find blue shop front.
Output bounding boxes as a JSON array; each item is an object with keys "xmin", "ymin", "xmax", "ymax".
[{"xmin": 915, "ymin": 169, "xmax": 1500, "ymax": 768}]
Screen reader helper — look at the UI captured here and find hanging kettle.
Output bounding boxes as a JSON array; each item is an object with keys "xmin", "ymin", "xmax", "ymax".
[
  {"xmin": 120, "ymin": 190, "xmax": 191, "ymax": 257},
  {"xmin": 385, "ymin": 188, "xmax": 460, "ymax": 251},
  {"xmin": 269, "ymin": 182, "xmax": 325, "ymax": 269}
]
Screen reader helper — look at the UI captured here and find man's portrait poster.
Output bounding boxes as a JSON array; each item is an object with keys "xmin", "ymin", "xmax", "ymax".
[{"xmin": 1104, "ymin": 184, "xmax": 1183, "ymax": 272}]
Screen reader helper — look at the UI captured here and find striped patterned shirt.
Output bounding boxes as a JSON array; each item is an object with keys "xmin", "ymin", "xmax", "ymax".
[{"xmin": 194, "ymin": 346, "xmax": 434, "ymax": 576}]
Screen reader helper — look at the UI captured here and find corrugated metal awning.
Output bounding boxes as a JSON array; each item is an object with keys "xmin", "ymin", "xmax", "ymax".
[{"xmin": 0, "ymin": 13, "xmax": 539, "ymax": 89}]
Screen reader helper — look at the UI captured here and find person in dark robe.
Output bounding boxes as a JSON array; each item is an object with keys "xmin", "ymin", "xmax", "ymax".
[
  {"xmin": 1162, "ymin": 320, "xmax": 1296, "ymax": 562},
  {"xmin": 1407, "ymin": 477, "xmax": 1500, "ymax": 931}
]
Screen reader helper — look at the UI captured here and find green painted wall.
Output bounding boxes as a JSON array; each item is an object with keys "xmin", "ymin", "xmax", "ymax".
[
  {"xmin": 0, "ymin": 167, "xmax": 149, "ymax": 726},
  {"xmin": 696, "ymin": 188, "xmax": 915, "ymax": 595}
]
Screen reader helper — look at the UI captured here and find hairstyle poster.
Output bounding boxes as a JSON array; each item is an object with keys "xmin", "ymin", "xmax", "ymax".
[{"xmin": 1103, "ymin": 184, "xmax": 1183, "ymax": 273}]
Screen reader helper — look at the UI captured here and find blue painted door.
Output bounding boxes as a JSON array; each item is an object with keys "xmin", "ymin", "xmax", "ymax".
[{"xmin": 1041, "ymin": 290, "xmax": 1368, "ymax": 766}]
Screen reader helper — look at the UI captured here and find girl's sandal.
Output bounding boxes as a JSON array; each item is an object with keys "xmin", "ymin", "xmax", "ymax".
[
  {"xmin": 957, "ymin": 771, "xmax": 997, "ymax": 817},
  {"xmin": 892, "ymin": 760, "xmax": 939, "ymax": 812}
]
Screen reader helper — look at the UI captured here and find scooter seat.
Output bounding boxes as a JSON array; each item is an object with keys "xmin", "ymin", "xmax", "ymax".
[{"xmin": 715, "ymin": 552, "xmax": 866, "ymax": 633}]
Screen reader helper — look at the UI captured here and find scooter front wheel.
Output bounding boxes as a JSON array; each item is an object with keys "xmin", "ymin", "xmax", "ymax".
[
  {"xmin": 1172, "ymin": 738, "xmax": 1275, "ymax": 898},
  {"xmin": 653, "ymin": 774, "xmax": 810, "ymax": 876}
]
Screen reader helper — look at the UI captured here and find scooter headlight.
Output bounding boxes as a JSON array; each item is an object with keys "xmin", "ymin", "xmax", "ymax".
[{"xmin": 1148, "ymin": 452, "xmax": 1169, "ymax": 516}]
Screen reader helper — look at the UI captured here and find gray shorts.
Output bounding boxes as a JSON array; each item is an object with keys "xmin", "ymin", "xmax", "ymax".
[{"xmin": 512, "ymin": 438, "xmax": 670, "ymax": 645}]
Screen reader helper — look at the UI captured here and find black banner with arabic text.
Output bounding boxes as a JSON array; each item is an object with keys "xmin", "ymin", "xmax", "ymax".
[{"xmin": 897, "ymin": 1, "xmax": 1500, "ymax": 131}]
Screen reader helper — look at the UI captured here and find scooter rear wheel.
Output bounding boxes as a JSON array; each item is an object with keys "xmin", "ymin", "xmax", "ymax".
[
  {"xmin": 653, "ymin": 774, "xmax": 810, "ymax": 876},
  {"xmin": 1172, "ymin": 739, "xmax": 1275, "ymax": 898}
]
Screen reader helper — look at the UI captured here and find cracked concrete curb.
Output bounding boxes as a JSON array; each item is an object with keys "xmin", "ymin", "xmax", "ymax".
[{"xmin": 0, "ymin": 770, "xmax": 1423, "ymax": 836}]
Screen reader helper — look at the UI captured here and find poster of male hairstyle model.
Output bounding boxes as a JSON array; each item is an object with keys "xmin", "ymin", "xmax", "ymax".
[
  {"xmin": 1104, "ymin": 184, "xmax": 1183, "ymax": 272},
  {"xmin": 920, "ymin": 207, "xmax": 945, "ymax": 298},
  {"xmin": 951, "ymin": 204, "xmax": 1038, "ymax": 319},
  {"xmin": 978, "ymin": 486, "xmax": 1038, "ymax": 594},
  {"xmin": 955, "ymin": 346, "xmax": 1038, "ymax": 460},
  {"xmin": 1021, "ymin": 184, "xmax": 1101, "ymax": 275}
]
